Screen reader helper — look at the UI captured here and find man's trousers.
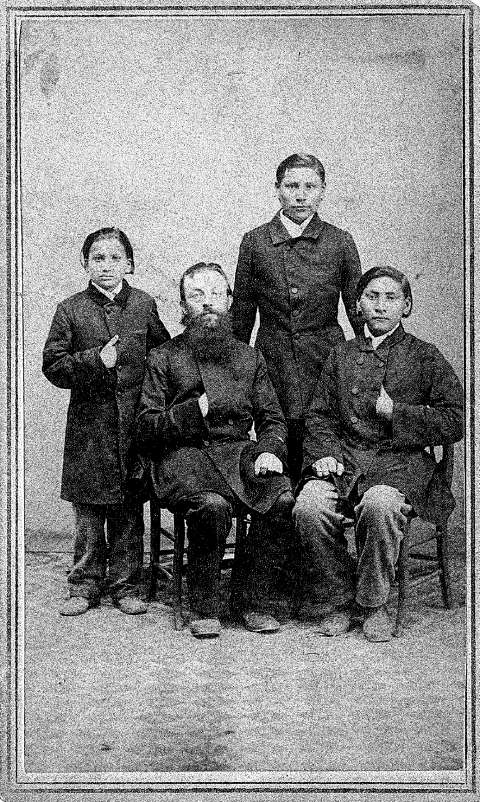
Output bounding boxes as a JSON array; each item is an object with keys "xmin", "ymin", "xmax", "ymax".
[
  {"xmin": 178, "ymin": 490, "xmax": 294, "ymax": 619},
  {"xmin": 293, "ymin": 480, "xmax": 412, "ymax": 609},
  {"xmin": 68, "ymin": 501, "xmax": 144, "ymax": 602}
]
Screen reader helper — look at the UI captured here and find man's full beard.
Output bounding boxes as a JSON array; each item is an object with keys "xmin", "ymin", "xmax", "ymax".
[{"xmin": 183, "ymin": 310, "xmax": 236, "ymax": 363}]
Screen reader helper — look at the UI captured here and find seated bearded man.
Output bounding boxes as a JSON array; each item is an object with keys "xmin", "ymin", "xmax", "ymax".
[{"xmin": 135, "ymin": 262, "xmax": 294, "ymax": 638}]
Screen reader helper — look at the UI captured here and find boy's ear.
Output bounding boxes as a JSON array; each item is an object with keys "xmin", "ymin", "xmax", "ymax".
[
  {"xmin": 126, "ymin": 260, "xmax": 134, "ymax": 275},
  {"xmin": 355, "ymin": 300, "xmax": 362, "ymax": 316},
  {"xmin": 402, "ymin": 297, "xmax": 412, "ymax": 317}
]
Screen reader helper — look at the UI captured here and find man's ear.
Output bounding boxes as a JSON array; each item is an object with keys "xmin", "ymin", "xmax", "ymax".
[
  {"xmin": 227, "ymin": 295, "xmax": 233, "ymax": 311},
  {"xmin": 355, "ymin": 300, "xmax": 362, "ymax": 317},
  {"xmin": 125, "ymin": 259, "xmax": 134, "ymax": 275},
  {"xmin": 402, "ymin": 297, "xmax": 412, "ymax": 318}
]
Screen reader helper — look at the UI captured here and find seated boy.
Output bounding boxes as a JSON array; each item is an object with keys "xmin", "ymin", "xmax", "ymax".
[{"xmin": 293, "ymin": 266, "xmax": 463, "ymax": 641}]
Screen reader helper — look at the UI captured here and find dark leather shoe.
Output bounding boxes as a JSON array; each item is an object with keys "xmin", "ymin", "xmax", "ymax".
[
  {"xmin": 363, "ymin": 605, "xmax": 392, "ymax": 642},
  {"xmin": 243, "ymin": 611, "xmax": 280, "ymax": 633},
  {"xmin": 190, "ymin": 618, "xmax": 221, "ymax": 638},
  {"xmin": 115, "ymin": 597, "xmax": 147, "ymax": 615},
  {"xmin": 59, "ymin": 597, "xmax": 91, "ymax": 616},
  {"xmin": 317, "ymin": 607, "xmax": 352, "ymax": 636}
]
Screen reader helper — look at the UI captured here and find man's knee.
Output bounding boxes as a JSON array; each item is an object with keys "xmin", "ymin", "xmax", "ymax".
[
  {"xmin": 357, "ymin": 485, "xmax": 408, "ymax": 518},
  {"xmin": 293, "ymin": 480, "xmax": 337, "ymax": 527},
  {"xmin": 185, "ymin": 492, "xmax": 233, "ymax": 528}
]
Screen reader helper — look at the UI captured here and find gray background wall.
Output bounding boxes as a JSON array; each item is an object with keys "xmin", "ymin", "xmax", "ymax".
[{"xmin": 19, "ymin": 11, "xmax": 466, "ymax": 538}]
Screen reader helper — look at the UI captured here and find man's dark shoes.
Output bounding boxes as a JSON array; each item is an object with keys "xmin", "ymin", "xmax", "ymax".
[
  {"xmin": 59, "ymin": 597, "xmax": 92, "ymax": 616},
  {"xmin": 317, "ymin": 606, "xmax": 352, "ymax": 636},
  {"xmin": 190, "ymin": 618, "xmax": 222, "ymax": 638},
  {"xmin": 115, "ymin": 597, "xmax": 148, "ymax": 615},
  {"xmin": 243, "ymin": 611, "xmax": 280, "ymax": 633},
  {"xmin": 362, "ymin": 604, "xmax": 392, "ymax": 642}
]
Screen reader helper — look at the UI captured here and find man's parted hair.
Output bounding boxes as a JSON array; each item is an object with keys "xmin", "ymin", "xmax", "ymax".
[
  {"xmin": 356, "ymin": 265, "xmax": 413, "ymax": 316},
  {"xmin": 180, "ymin": 262, "xmax": 233, "ymax": 303},
  {"xmin": 275, "ymin": 153, "xmax": 326, "ymax": 185}
]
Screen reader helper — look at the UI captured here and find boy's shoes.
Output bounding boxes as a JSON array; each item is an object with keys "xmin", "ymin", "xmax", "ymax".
[
  {"xmin": 190, "ymin": 618, "xmax": 221, "ymax": 638},
  {"xmin": 316, "ymin": 606, "xmax": 352, "ymax": 636},
  {"xmin": 59, "ymin": 597, "xmax": 92, "ymax": 616},
  {"xmin": 363, "ymin": 605, "xmax": 392, "ymax": 642},
  {"xmin": 115, "ymin": 596, "xmax": 148, "ymax": 615},
  {"xmin": 243, "ymin": 611, "xmax": 280, "ymax": 633}
]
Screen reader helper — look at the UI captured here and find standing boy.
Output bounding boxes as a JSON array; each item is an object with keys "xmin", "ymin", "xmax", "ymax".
[
  {"xmin": 293, "ymin": 266, "xmax": 463, "ymax": 641},
  {"xmin": 231, "ymin": 153, "xmax": 362, "ymax": 483},
  {"xmin": 42, "ymin": 227, "xmax": 170, "ymax": 615}
]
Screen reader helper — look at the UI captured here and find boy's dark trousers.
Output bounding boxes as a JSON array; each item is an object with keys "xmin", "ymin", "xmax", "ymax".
[{"xmin": 68, "ymin": 501, "xmax": 144, "ymax": 602}]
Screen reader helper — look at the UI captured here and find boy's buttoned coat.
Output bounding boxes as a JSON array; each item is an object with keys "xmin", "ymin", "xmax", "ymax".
[
  {"xmin": 231, "ymin": 212, "xmax": 362, "ymax": 420},
  {"xmin": 135, "ymin": 334, "xmax": 291, "ymax": 513},
  {"xmin": 42, "ymin": 281, "xmax": 170, "ymax": 504},
  {"xmin": 302, "ymin": 325, "xmax": 464, "ymax": 524}
]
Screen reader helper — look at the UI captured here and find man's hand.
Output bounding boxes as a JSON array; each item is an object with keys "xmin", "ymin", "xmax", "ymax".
[
  {"xmin": 100, "ymin": 334, "xmax": 119, "ymax": 368},
  {"xmin": 254, "ymin": 452, "xmax": 283, "ymax": 476},
  {"xmin": 198, "ymin": 392, "xmax": 209, "ymax": 417},
  {"xmin": 376, "ymin": 384, "xmax": 394, "ymax": 421},
  {"xmin": 312, "ymin": 456, "xmax": 344, "ymax": 478}
]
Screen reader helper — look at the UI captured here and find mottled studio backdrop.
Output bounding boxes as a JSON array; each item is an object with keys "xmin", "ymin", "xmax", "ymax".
[{"xmin": 19, "ymin": 11, "xmax": 466, "ymax": 538}]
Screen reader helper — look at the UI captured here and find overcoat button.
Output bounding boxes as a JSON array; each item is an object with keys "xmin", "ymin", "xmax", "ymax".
[
  {"xmin": 351, "ymin": 386, "xmax": 359, "ymax": 395},
  {"xmin": 350, "ymin": 415, "xmax": 359, "ymax": 424}
]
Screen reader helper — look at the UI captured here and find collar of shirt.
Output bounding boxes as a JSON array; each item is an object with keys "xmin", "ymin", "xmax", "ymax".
[
  {"xmin": 364, "ymin": 322, "xmax": 400, "ymax": 350},
  {"xmin": 91, "ymin": 281, "xmax": 123, "ymax": 301},
  {"xmin": 279, "ymin": 210, "xmax": 315, "ymax": 238}
]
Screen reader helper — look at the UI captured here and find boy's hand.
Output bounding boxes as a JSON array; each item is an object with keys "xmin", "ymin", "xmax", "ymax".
[
  {"xmin": 376, "ymin": 384, "xmax": 394, "ymax": 420},
  {"xmin": 198, "ymin": 393, "xmax": 209, "ymax": 417},
  {"xmin": 100, "ymin": 335, "xmax": 119, "ymax": 368},
  {"xmin": 254, "ymin": 452, "xmax": 283, "ymax": 476},
  {"xmin": 312, "ymin": 457, "xmax": 344, "ymax": 477}
]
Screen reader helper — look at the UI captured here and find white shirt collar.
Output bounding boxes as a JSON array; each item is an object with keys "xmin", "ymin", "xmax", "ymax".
[
  {"xmin": 364, "ymin": 322, "xmax": 400, "ymax": 349},
  {"xmin": 92, "ymin": 281, "xmax": 123, "ymax": 301},
  {"xmin": 279, "ymin": 210, "xmax": 315, "ymax": 238}
]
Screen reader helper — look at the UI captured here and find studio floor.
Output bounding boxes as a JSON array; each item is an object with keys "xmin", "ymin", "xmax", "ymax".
[{"xmin": 20, "ymin": 522, "xmax": 468, "ymax": 780}]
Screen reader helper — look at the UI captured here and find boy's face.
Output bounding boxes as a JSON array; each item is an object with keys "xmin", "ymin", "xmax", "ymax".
[
  {"xmin": 357, "ymin": 276, "xmax": 411, "ymax": 337},
  {"xmin": 182, "ymin": 270, "xmax": 231, "ymax": 326},
  {"xmin": 276, "ymin": 167, "xmax": 325, "ymax": 223},
  {"xmin": 85, "ymin": 236, "xmax": 131, "ymax": 292}
]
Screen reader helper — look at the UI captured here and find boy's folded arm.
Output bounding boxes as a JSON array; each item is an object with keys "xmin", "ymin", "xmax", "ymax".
[
  {"xmin": 392, "ymin": 352, "xmax": 464, "ymax": 448},
  {"xmin": 42, "ymin": 306, "xmax": 113, "ymax": 389},
  {"xmin": 135, "ymin": 353, "xmax": 208, "ymax": 450}
]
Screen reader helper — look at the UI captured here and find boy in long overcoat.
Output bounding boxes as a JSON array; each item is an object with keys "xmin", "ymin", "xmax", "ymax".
[
  {"xmin": 42, "ymin": 227, "xmax": 170, "ymax": 615},
  {"xmin": 135, "ymin": 262, "xmax": 294, "ymax": 638},
  {"xmin": 293, "ymin": 266, "xmax": 463, "ymax": 641},
  {"xmin": 231, "ymin": 153, "xmax": 363, "ymax": 483}
]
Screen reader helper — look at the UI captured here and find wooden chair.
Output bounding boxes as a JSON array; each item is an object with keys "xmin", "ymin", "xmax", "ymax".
[
  {"xmin": 354, "ymin": 443, "xmax": 456, "ymax": 636},
  {"xmin": 148, "ymin": 500, "xmax": 250, "ymax": 630}
]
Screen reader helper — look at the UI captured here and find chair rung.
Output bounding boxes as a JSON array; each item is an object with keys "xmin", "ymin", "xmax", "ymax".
[
  {"xmin": 409, "ymin": 569, "xmax": 441, "ymax": 586},
  {"xmin": 409, "ymin": 552, "xmax": 438, "ymax": 562}
]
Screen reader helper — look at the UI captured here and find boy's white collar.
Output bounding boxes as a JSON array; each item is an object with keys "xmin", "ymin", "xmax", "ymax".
[
  {"xmin": 364, "ymin": 323, "xmax": 400, "ymax": 349},
  {"xmin": 91, "ymin": 281, "xmax": 123, "ymax": 301},
  {"xmin": 280, "ymin": 209, "xmax": 315, "ymax": 237}
]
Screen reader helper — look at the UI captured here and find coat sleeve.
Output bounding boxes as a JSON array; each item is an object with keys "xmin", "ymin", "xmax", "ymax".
[
  {"xmin": 135, "ymin": 348, "xmax": 208, "ymax": 452},
  {"xmin": 341, "ymin": 231, "xmax": 363, "ymax": 336},
  {"xmin": 146, "ymin": 299, "xmax": 171, "ymax": 352},
  {"xmin": 250, "ymin": 352, "xmax": 288, "ymax": 463},
  {"xmin": 302, "ymin": 349, "xmax": 344, "ymax": 473},
  {"xmin": 392, "ymin": 346, "xmax": 464, "ymax": 448},
  {"xmin": 231, "ymin": 232, "xmax": 258, "ymax": 344},
  {"xmin": 42, "ymin": 302, "xmax": 114, "ymax": 390}
]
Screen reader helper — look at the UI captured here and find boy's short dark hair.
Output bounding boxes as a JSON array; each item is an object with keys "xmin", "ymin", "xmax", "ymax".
[
  {"xmin": 81, "ymin": 227, "xmax": 135, "ymax": 272},
  {"xmin": 356, "ymin": 265, "xmax": 413, "ymax": 316},
  {"xmin": 275, "ymin": 154, "xmax": 326, "ymax": 185},
  {"xmin": 180, "ymin": 262, "xmax": 233, "ymax": 303}
]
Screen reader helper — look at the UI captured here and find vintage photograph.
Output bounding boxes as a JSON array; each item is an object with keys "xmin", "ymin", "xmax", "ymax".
[{"xmin": 3, "ymin": 0, "xmax": 476, "ymax": 797}]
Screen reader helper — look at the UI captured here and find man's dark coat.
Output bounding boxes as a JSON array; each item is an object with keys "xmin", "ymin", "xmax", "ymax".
[
  {"xmin": 231, "ymin": 212, "xmax": 362, "ymax": 420},
  {"xmin": 42, "ymin": 281, "xmax": 170, "ymax": 504},
  {"xmin": 135, "ymin": 334, "xmax": 291, "ymax": 513},
  {"xmin": 302, "ymin": 325, "xmax": 464, "ymax": 524}
]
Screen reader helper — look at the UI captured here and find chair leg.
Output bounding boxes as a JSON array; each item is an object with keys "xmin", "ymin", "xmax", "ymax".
[
  {"xmin": 437, "ymin": 525, "xmax": 455, "ymax": 609},
  {"xmin": 148, "ymin": 501, "xmax": 161, "ymax": 601},
  {"xmin": 395, "ymin": 532, "xmax": 409, "ymax": 637},
  {"xmin": 173, "ymin": 514, "xmax": 185, "ymax": 630},
  {"xmin": 229, "ymin": 515, "xmax": 249, "ymax": 620}
]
